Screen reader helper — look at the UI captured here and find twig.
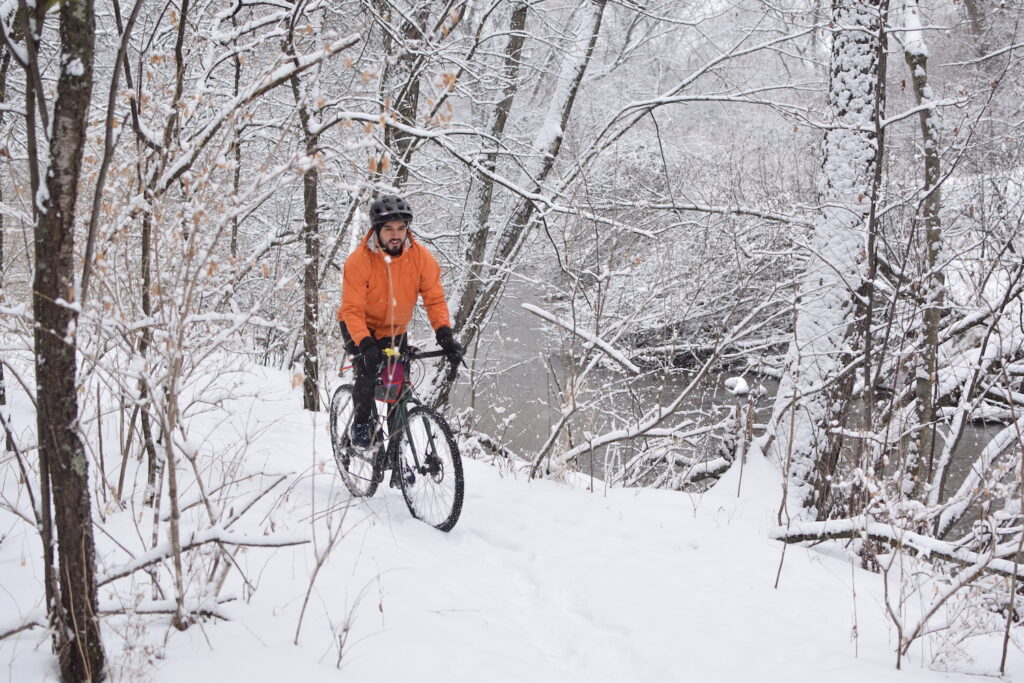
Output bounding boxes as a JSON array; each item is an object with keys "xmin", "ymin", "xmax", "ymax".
[
  {"xmin": 0, "ymin": 615, "xmax": 45, "ymax": 641},
  {"xmin": 0, "ymin": 410, "xmax": 40, "ymax": 526}
]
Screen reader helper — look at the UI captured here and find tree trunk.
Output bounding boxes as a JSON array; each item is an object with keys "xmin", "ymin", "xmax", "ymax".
[
  {"xmin": 376, "ymin": 2, "xmax": 432, "ymax": 187},
  {"xmin": 139, "ymin": 212, "xmax": 160, "ymax": 503},
  {"xmin": 903, "ymin": 0, "xmax": 945, "ymax": 498},
  {"xmin": 231, "ymin": 22, "xmax": 242, "ymax": 260},
  {"xmin": 430, "ymin": 0, "xmax": 606, "ymax": 408},
  {"xmin": 765, "ymin": 0, "xmax": 884, "ymax": 519},
  {"xmin": 300, "ymin": 160, "xmax": 321, "ymax": 411},
  {"xmin": 451, "ymin": 2, "xmax": 529, "ymax": 335},
  {"xmin": 0, "ymin": 47, "xmax": 10, "ymax": 452},
  {"xmin": 31, "ymin": 0, "xmax": 106, "ymax": 677},
  {"xmin": 288, "ymin": 24, "xmax": 322, "ymax": 412},
  {"xmin": 961, "ymin": 0, "xmax": 989, "ymax": 58}
]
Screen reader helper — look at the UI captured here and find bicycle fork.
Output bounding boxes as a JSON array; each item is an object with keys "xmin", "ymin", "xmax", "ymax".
[
  {"xmin": 390, "ymin": 404, "xmax": 436, "ymax": 483},
  {"xmin": 409, "ymin": 415, "xmax": 445, "ymax": 480}
]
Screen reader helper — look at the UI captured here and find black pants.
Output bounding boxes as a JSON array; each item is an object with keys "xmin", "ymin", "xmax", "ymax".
[{"xmin": 340, "ymin": 322, "xmax": 407, "ymax": 424}]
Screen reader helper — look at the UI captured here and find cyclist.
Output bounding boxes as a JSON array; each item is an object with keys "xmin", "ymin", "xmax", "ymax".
[{"xmin": 337, "ymin": 194, "xmax": 463, "ymax": 448}]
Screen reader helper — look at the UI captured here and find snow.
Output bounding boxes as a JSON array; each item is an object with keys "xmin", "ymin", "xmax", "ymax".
[
  {"xmin": 64, "ymin": 56, "xmax": 85, "ymax": 77},
  {"xmin": 724, "ymin": 376, "xmax": 750, "ymax": 395},
  {"xmin": 903, "ymin": 0, "xmax": 929, "ymax": 58},
  {"xmin": 34, "ymin": 181, "xmax": 49, "ymax": 214},
  {"xmin": 1, "ymin": 363, "xmax": 1021, "ymax": 681}
]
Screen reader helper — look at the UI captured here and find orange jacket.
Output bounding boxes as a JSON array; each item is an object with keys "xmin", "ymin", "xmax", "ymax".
[{"xmin": 338, "ymin": 228, "xmax": 452, "ymax": 345}]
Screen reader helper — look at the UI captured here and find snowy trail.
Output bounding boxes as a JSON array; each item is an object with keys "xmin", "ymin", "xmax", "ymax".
[
  {"xmin": 154, "ymin": 452, "xmax": 965, "ymax": 683},
  {"xmin": 3, "ymin": 366, "xmax": 1018, "ymax": 681}
]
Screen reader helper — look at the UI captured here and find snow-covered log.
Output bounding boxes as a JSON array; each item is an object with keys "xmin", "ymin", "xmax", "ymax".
[{"xmin": 771, "ymin": 516, "xmax": 1024, "ymax": 580}]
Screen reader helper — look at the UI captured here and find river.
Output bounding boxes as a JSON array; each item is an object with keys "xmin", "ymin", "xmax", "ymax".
[{"xmin": 451, "ymin": 278, "xmax": 1006, "ymax": 532}]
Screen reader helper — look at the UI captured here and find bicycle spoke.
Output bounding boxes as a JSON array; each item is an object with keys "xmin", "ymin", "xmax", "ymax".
[{"xmin": 330, "ymin": 384, "xmax": 380, "ymax": 498}]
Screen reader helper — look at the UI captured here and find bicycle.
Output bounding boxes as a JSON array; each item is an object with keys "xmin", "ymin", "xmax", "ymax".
[{"xmin": 329, "ymin": 347, "xmax": 464, "ymax": 531}]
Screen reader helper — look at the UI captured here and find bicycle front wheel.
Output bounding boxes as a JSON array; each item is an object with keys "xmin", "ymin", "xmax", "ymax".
[
  {"xmin": 330, "ymin": 384, "xmax": 379, "ymax": 498},
  {"xmin": 394, "ymin": 406, "xmax": 464, "ymax": 531}
]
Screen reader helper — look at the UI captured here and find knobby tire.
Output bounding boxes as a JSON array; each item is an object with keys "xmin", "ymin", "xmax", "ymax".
[{"xmin": 394, "ymin": 406, "xmax": 464, "ymax": 532}]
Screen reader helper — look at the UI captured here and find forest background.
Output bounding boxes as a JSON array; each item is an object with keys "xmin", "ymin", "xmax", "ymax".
[{"xmin": 3, "ymin": 0, "xmax": 1024, "ymax": 679}]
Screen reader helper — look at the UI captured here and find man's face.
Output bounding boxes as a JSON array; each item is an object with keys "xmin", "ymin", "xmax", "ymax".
[{"xmin": 378, "ymin": 220, "xmax": 408, "ymax": 254}]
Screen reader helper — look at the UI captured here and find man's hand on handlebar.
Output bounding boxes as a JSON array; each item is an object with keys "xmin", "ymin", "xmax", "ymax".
[{"xmin": 435, "ymin": 326, "xmax": 464, "ymax": 368}]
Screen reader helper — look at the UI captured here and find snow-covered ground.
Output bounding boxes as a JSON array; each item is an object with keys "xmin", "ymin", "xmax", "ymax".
[{"xmin": 1, "ymin": 364, "xmax": 1020, "ymax": 681}]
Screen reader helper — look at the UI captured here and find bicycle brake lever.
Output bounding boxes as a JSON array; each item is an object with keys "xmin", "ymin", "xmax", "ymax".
[{"xmin": 446, "ymin": 356, "xmax": 465, "ymax": 382}]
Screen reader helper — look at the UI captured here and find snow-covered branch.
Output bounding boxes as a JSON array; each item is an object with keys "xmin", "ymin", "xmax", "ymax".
[
  {"xmin": 771, "ymin": 517, "xmax": 1024, "ymax": 580},
  {"xmin": 521, "ymin": 303, "xmax": 640, "ymax": 375},
  {"xmin": 99, "ymin": 526, "xmax": 309, "ymax": 586},
  {"xmin": 154, "ymin": 33, "xmax": 361, "ymax": 193}
]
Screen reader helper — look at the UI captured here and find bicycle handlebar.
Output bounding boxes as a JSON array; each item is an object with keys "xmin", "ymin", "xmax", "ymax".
[
  {"xmin": 383, "ymin": 347, "xmax": 464, "ymax": 382},
  {"xmin": 408, "ymin": 347, "xmax": 464, "ymax": 382},
  {"xmin": 405, "ymin": 348, "xmax": 446, "ymax": 361}
]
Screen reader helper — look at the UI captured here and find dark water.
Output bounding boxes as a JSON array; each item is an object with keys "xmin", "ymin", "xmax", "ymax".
[
  {"xmin": 455, "ymin": 280, "xmax": 1007, "ymax": 526},
  {"xmin": 455, "ymin": 280, "xmax": 775, "ymax": 469}
]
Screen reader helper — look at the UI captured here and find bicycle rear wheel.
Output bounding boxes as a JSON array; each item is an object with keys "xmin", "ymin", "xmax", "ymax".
[
  {"xmin": 329, "ymin": 384, "xmax": 379, "ymax": 497},
  {"xmin": 394, "ymin": 406, "xmax": 464, "ymax": 531}
]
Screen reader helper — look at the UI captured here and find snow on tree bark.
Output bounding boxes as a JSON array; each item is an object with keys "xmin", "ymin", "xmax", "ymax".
[
  {"xmin": 902, "ymin": 0, "xmax": 945, "ymax": 498},
  {"xmin": 765, "ymin": 0, "xmax": 884, "ymax": 518}
]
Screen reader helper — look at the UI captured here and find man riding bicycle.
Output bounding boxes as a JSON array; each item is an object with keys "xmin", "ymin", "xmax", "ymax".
[{"xmin": 338, "ymin": 194, "xmax": 463, "ymax": 449}]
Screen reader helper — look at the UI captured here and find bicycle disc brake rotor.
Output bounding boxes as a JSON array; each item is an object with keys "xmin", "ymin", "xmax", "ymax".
[{"xmin": 422, "ymin": 454, "xmax": 444, "ymax": 482}]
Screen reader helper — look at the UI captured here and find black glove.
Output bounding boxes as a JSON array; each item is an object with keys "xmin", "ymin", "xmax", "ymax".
[
  {"xmin": 358, "ymin": 336, "xmax": 382, "ymax": 375},
  {"xmin": 435, "ymin": 326, "xmax": 463, "ymax": 366}
]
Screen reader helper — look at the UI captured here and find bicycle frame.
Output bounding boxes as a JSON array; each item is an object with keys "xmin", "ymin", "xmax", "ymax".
[{"xmin": 379, "ymin": 357, "xmax": 442, "ymax": 477}]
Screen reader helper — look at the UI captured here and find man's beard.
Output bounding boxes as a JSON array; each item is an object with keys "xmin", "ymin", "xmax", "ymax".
[{"xmin": 379, "ymin": 236, "xmax": 404, "ymax": 256}]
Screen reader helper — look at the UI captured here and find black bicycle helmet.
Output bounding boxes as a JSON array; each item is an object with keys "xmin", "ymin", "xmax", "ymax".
[{"xmin": 369, "ymin": 194, "xmax": 413, "ymax": 229}]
